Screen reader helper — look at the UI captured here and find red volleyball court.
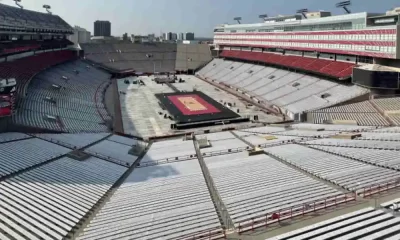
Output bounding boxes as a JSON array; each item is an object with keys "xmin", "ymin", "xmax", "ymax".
[{"xmin": 167, "ymin": 94, "xmax": 221, "ymax": 115}]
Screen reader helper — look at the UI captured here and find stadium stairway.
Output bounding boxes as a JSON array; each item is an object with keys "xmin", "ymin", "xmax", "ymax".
[
  {"xmin": 230, "ymin": 130, "xmax": 256, "ymax": 149},
  {"xmin": 68, "ymin": 141, "xmax": 152, "ymax": 239},
  {"xmin": 370, "ymin": 100, "xmax": 396, "ymax": 126},
  {"xmin": 193, "ymin": 136, "xmax": 235, "ymax": 233}
]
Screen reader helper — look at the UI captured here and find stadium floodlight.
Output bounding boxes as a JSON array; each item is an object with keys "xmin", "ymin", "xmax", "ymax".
[
  {"xmin": 259, "ymin": 14, "xmax": 268, "ymax": 21},
  {"xmin": 336, "ymin": 1, "xmax": 351, "ymax": 14},
  {"xmin": 43, "ymin": 5, "xmax": 52, "ymax": 14},
  {"xmin": 234, "ymin": 17, "xmax": 242, "ymax": 24},
  {"xmin": 296, "ymin": 9, "xmax": 308, "ymax": 19},
  {"xmin": 14, "ymin": 0, "xmax": 23, "ymax": 9}
]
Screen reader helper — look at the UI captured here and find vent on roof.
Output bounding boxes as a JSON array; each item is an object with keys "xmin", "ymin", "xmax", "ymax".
[
  {"xmin": 268, "ymin": 75, "xmax": 275, "ymax": 79},
  {"xmin": 321, "ymin": 93, "xmax": 331, "ymax": 99},
  {"xmin": 292, "ymin": 82, "xmax": 300, "ymax": 87}
]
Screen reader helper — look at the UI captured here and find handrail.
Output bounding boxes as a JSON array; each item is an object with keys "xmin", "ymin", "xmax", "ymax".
[
  {"xmin": 237, "ymin": 192, "xmax": 356, "ymax": 234},
  {"xmin": 360, "ymin": 177, "xmax": 400, "ymax": 198},
  {"xmin": 173, "ymin": 227, "xmax": 225, "ymax": 240}
]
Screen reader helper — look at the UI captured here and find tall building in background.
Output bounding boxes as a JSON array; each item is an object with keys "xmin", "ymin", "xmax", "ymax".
[
  {"xmin": 178, "ymin": 33, "xmax": 184, "ymax": 40},
  {"xmin": 164, "ymin": 32, "xmax": 172, "ymax": 41},
  {"xmin": 94, "ymin": 20, "xmax": 111, "ymax": 37},
  {"xmin": 185, "ymin": 32, "xmax": 195, "ymax": 40},
  {"xmin": 68, "ymin": 26, "xmax": 91, "ymax": 44},
  {"xmin": 171, "ymin": 33, "xmax": 178, "ymax": 41}
]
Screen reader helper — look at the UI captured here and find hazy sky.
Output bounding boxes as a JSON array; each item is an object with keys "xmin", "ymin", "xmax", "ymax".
[{"xmin": 1, "ymin": 0, "xmax": 399, "ymax": 37}]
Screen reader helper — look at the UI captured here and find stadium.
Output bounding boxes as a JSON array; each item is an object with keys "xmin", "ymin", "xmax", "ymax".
[{"xmin": 2, "ymin": 0, "xmax": 400, "ymax": 239}]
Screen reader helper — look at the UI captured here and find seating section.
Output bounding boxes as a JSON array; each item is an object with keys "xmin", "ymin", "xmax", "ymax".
[
  {"xmin": 203, "ymin": 152, "xmax": 343, "ymax": 228},
  {"xmin": 0, "ymin": 138, "xmax": 70, "ymax": 178},
  {"xmin": 0, "ymin": 132, "xmax": 31, "ymax": 143},
  {"xmin": 175, "ymin": 44, "xmax": 213, "ymax": 71},
  {"xmin": 267, "ymin": 207, "xmax": 400, "ymax": 240},
  {"xmin": 198, "ymin": 132, "xmax": 250, "ymax": 157},
  {"xmin": 265, "ymin": 144, "xmax": 400, "ymax": 190},
  {"xmin": 77, "ymin": 159, "xmax": 223, "ymax": 240},
  {"xmin": 1, "ymin": 39, "xmax": 73, "ymax": 56},
  {"xmin": 34, "ymin": 133, "xmax": 110, "ymax": 149},
  {"xmin": 304, "ymin": 138, "xmax": 400, "ymax": 150},
  {"xmin": 196, "ymin": 59, "xmax": 368, "ymax": 114},
  {"xmin": 12, "ymin": 60, "xmax": 112, "ymax": 133},
  {"xmin": 220, "ymin": 50, "xmax": 356, "ymax": 79},
  {"xmin": 81, "ymin": 43, "xmax": 178, "ymax": 73},
  {"xmin": 140, "ymin": 139, "xmax": 197, "ymax": 166},
  {"xmin": 0, "ymin": 50, "xmax": 77, "ymax": 97},
  {"xmin": 0, "ymin": 3, "xmax": 72, "ymax": 32},
  {"xmin": 0, "ymin": 156, "xmax": 127, "ymax": 240}
]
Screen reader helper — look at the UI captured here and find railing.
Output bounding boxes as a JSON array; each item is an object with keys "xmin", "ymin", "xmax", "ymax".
[
  {"xmin": 202, "ymin": 146, "xmax": 251, "ymax": 158},
  {"xmin": 137, "ymin": 154, "xmax": 198, "ymax": 167},
  {"xmin": 237, "ymin": 192, "xmax": 356, "ymax": 234},
  {"xmin": 360, "ymin": 177, "xmax": 400, "ymax": 198},
  {"xmin": 174, "ymin": 227, "xmax": 226, "ymax": 240},
  {"xmin": 85, "ymin": 150, "xmax": 130, "ymax": 167}
]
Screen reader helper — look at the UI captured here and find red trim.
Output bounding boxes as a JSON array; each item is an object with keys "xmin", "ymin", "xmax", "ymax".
[
  {"xmin": 216, "ymin": 38, "xmax": 396, "ymax": 46},
  {"xmin": 168, "ymin": 94, "xmax": 221, "ymax": 115},
  {"xmin": 215, "ymin": 28, "xmax": 397, "ymax": 36},
  {"xmin": 219, "ymin": 43, "xmax": 396, "ymax": 58}
]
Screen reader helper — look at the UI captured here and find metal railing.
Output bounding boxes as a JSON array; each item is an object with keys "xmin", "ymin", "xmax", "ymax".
[
  {"xmin": 174, "ymin": 227, "xmax": 226, "ymax": 240},
  {"xmin": 137, "ymin": 154, "xmax": 198, "ymax": 167},
  {"xmin": 360, "ymin": 177, "xmax": 400, "ymax": 198},
  {"xmin": 237, "ymin": 192, "xmax": 356, "ymax": 234},
  {"xmin": 202, "ymin": 146, "xmax": 251, "ymax": 158}
]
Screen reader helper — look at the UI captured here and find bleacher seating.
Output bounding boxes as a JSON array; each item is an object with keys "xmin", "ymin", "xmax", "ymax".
[
  {"xmin": 77, "ymin": 159, "xmax": 223, "ymax": 240},
  {"xmin": 203, "ymin": 151, "xmax": 343, "ymax": 228},
  {"xmin": 220, "ymin": 50, "xmax": 356, "ymax": 79},
  {"xmin": 265, "ymin": 144, "xmax": 400, "ymax": 190},
  {"xmin": 175, "ymin": 44, "xmax": 213, "ymax": 71},
  {"xmin": 266, "ymin": 207, "xmax": 400, "ymax": 240},
  {"xmin": 12, "ymin": 60, "xmax": 111, "ymax": 133},
  {"xmin": 197, "ymin": 59, "xmax": 368, "ymax": 114},
  {"xmin": 0, "ymin": 50, "xmax": 77, "ymax": 97},
  {"xmin": 304, "ymin": 138, "xmax": 400, "ymax": 150},
  {"xmin": 34, "ymin": 133, "xmax": 110, "ymax": 149},
  {"xmin": 0, "ymin": 132, "xmax": 31, "ymax": 143},
  {"xmin": 81, "ymin": 43, "xmax": 179, "ymax": 73},
  {"xmin": 0, "ymin": 3, "xmax": 73, "ymax": 33},
  {"xmin": 0, "ymin": 156, "xmax": 127, "ymax": 239},
  {"xmin": 0, "ymin": 138, "xmax": 70, "ymax": 178}
]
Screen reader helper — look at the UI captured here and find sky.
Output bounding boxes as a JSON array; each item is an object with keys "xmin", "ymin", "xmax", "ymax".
[{"xmin": 1, "ymin": 0, "xmax": 399, "ymax": 37}]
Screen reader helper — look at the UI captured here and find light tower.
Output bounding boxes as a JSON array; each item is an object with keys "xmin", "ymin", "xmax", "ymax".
[
  {"xmin": 43, "ymin": 5, "xmax": 52, "ymax": 14},
  {"xmin": 296, "ymin": 9, "xmax": 308, "ymax": 19},
  {"xmin": 259, "ymin": 14, "xmax": 268, "ymax": 22},
  {"xmin": 336, "ymin": 1, "xmax": 352, "ymax": 14},
  {"xmin": 234, "ymin": 17, "xmax": 242, "ymax": 24},
  {"xmin": 14, "ymin": 0, "xmax": 23, "ymax": 9}
]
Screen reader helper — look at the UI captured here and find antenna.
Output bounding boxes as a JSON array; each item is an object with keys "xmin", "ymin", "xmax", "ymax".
[
  {"xmin": 259, "ymin": 14, "xmax": 268, "ymax": 21},
  {"xmin": 296, "ymin": 9, "xmax": 308, "ymax": 19},
  {"xmin": 14, "ymin": 0, "xmax": 23, "ymax": 9},
  {"xmin": 234, "ymin": 17, "xmax": 242, "ymax": 24},
  {"xmin": 43, "ymin": 5, "xmax": 52, "ymax": 14},
  {"xmin": 336, "ymin": 0, "xmax": 351, "ymax": 14}
]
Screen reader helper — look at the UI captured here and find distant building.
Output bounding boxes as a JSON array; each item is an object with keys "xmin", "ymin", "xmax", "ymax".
[
  {"xmin": 148, "ymin": 34, "xmax": 155, "ymax": 42},
  {"xmin": 94, "ymin": 20, "xmax": 111, "ymax": 37},
  {"xmin": 68, "ymin": 26, "xmax": 91, "ymax": 44},
  {"xmin": 185, "ymin": 32, "xmax": 195, "ymax": 40},
  {"xmin": 122, "ymin": 33, "xmax": 129, "ymax": 41},
  {"xmin": 178, "ymin": 33, "xmax": 184, "ymax": 40},
  {"xmin": 164, "ymin": 32, "xmax": 172, "ymax": 41},
  {"xmin": 171, "ymin": 33, "xmax": 178, "ymax": 41}
]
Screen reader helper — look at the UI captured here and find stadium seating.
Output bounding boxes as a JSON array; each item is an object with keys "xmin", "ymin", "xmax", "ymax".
[
  {"xmin": 12, "ymin": 60, "xmax": 111, "ymax": 133},
  {"xmin": 176, "ymin": 44, "xmax": 213, "ymax": 71},
  {"xmin": 266, "ymin": 207, "xmax": 400, "ymax": 240},
  {"xmin": 0, "ymin": 3, "xmax": 72, "ymax": 32},
  {"xmin": 203, "ymin": 151, "xmax": 343, "ymax": 228},
  {"xmin": 197, "ymin": 59, "xmax": 368, "ymax": 114},
  {"xmin": 265, "ymin": 144, "xmax": 400, "ymax": 190},
  {"xmin": 0, "ymin": 156, "xmax": 127, "ymax": 239},
  {"xmin": 0, "ymin": 50, "xmax": 77, "ymax": 97},
  {"xmin": 220, "ymin": 50, "xmax": 356, "ymax": 79},
  {"xmin": 77, "ymin": 159, "xmax": 223, "ymax": 240}
]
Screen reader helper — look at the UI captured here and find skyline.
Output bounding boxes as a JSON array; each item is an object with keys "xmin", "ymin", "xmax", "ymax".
[{"xmin": 1, "ymin": 0, "xmax": 400, "ymax": 37}]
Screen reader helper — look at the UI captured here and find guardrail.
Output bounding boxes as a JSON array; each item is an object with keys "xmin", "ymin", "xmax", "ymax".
[
  {"xmin": 85, "ymin": 151, "xmax": 130, "ymax": 167},
  {"xmin": 360, "ymin": 177, "xmax": 400, "ymax": 198},
  {"xmin": 174, "ymin": 227, "xmax": 226, "ymax": 240},
  {"xmin": 237, "ymin": 192, "xmax": 356, "ymax": 234},
  {"xmin": 202, "ymin": 146, "xmax": 251, "ymax": 158},
  {"xmin": 138, "ymin": 154, "xmax": 198, "ymax": 167}
]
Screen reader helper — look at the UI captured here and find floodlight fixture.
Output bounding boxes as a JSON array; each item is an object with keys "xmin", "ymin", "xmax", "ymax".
[
  {"xmin": 14, "ymin": 0, "xmax": 23, "ymax": 9},
  {"xmin": 234, "ymin": 17, "xmax": 242, "ymax": 24},
  {"xmin": 259, "ymin": 14, "xmax": 268, "ymax": 20},
  {"xmin": 43, "ymin": 5, "xmax": 52, "ymax": 14},
  {"xmin": 336, "ymin": 1, "xmax": 351, "ymax": 14},
  {"xmin": 296, "ymin": 9, "xmax": 308, "ymax": 19}
]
